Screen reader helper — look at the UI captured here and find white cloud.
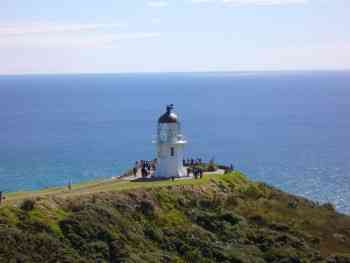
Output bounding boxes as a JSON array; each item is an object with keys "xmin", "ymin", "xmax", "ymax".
[
  {"xmin": 192, "ymin": 0, "xmax": 216, "ymax": 3},
  {"xmin": 0, "ymin": 31, "xmax": 161, "ymax": 48},
  {"xmin": 112, "ymin": 32, "xmax": 161, "ymax": 40},
  {"xmin": 0, "ymin": 23, "xmax": 128, "ymax": 36},
  {"xmin": 222, "ymin": 0, "xmax": 307, "ymax": 5},
  {"xmin": 192, "ymin": 0, "xmax": 307, "ymax": 5},
  {"xmin": 0, "ymin": 23, "xmax": 162, "ymax": 49},
  {"xmin": 147, "ymin": 1, "xmax": 169, "ymax": 7}
]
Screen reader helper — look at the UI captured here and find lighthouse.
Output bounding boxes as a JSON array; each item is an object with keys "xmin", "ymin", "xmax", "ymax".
[{"xmin": 154, "ymin": 105, "xmax": 187, "ymax": 178}]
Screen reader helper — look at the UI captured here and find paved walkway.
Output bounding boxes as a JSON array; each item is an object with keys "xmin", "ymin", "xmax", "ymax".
[{"xmin": 116, "ymin": 168, "xmax": 225, "ymax": 181}]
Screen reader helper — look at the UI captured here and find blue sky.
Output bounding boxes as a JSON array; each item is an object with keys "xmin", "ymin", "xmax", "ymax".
[{"xmin": 0, "ymin": 0, "xmax": 349, "ymax": 74}]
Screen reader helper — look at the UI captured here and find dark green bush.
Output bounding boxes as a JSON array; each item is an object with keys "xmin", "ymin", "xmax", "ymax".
[
  {"xmin": 143, "ymin": 223, "xmax": 163, "ymax": 243},
  {"xmin": 20, "ymin": 199, "xmax": 36, "ymax": 211}
]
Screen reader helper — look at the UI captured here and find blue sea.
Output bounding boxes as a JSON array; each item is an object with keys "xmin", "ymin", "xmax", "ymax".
[{"xmin": 0, "ymin": 71, "xmax": 349, "ymax": 213}]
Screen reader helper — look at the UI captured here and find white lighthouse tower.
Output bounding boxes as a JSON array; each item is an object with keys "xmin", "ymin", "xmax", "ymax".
[{"xmin": 154, "ymin": 105, "xmax": 187, "ymax": 178}]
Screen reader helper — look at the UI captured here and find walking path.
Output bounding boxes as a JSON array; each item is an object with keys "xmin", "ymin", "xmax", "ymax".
[{"xmin": 117, "ymin": 168, "xmax": 225, "ymax": 181}]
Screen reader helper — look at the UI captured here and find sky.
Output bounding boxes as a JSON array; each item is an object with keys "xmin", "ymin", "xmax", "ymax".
[{"xmin": 0, "ymin": 0, "xmax": 349, "ymax": 74}]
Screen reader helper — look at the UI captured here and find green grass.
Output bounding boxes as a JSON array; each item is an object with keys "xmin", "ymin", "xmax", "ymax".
[{"xmin": 4, "ymin": 172, "xmax": 244, "ymax": 205}]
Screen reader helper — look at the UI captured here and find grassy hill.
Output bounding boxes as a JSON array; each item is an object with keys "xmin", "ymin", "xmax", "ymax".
[{"xmin": 0, "ymin": 172, "xmax": 350, "ymax": 262}]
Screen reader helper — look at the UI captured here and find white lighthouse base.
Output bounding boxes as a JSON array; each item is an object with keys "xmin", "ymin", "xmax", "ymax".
[{"xmin": 155, "ymin": 159, "xmax": 187, "ymax": 178}]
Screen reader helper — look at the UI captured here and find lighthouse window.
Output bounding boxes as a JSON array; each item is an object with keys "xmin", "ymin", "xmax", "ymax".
[{"xmin": 170, "ymin": 147, "xmax": 175, "ymax": 156}]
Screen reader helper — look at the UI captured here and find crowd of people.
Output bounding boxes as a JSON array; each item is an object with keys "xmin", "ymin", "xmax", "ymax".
[
  {"xmin": 133, "ymin": 159, "xmax": 157, "ymax": 178},
  {"xmin": 183, "ymin": 158, "xmax": 203, "ymax": 167},
  {"xmin": 132, "ymin": 157, "xmax": 235, "ymax": 179},
  {"xmin": 132, "ymin": 158, "xmax": 206, "ymax": 179},
  {"xmin": 187, "ymin": 166, "xmax": 204, "ymax": 179}
]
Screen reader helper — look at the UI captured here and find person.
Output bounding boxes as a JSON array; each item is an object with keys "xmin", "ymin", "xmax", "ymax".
[
  {"xmin": 133, "ymin": 167, "xmax": 138, "ymax": 177},
  {"xmin": 0, "ymin": 191, "xmax": 2, "ymax": 205},
  {"xmin": 171, "ymin": 176, "xmax": 175, "ymax": 181},
  {"xmin": 187, "ymin": 167, "xmax": 191, "ymax": 177},
  {"xmin": 230, "ymin": 164, "xmax": 234, "ymax": 171},
  {"xmin": 193, "ymin": 168, "xmax": 198, "ymax": 179},
  {"xmin": 199, "ymin": 168, "xmax": 203, "ymax": 179},
  {"xmin": 142, "ymin": 167, "xmax": 148, "ymax": 178},
  {"xmin": 68, "ymin": 180, "xmax": 72, "ymax": 191},
  {"xmin": 142, "ymin": 167, "xmax": 148, "ymax": 177}
]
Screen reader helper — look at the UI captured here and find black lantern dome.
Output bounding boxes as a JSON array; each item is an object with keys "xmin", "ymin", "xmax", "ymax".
[{"xmin": 158, "ymin": 104, "xmax": 178, "ymax": 123}]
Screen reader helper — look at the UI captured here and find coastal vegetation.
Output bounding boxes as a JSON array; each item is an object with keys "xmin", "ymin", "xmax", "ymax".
[{"xmin": 0, "ymin": 172, "xmax": 349, "ymax": 262}]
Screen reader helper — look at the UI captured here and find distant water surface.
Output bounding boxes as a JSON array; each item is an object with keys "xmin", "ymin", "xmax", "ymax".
[{"xmin": 0, "ymin": 71, "xmax": 349, "ymax": 213}]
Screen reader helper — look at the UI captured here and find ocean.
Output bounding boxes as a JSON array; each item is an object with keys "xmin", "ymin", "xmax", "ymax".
[{"xmin": 0, "ymin": 71, "xmax": 349, "ymax": 213}]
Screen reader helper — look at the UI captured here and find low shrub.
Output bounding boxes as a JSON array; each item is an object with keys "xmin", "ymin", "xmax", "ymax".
[{"xmin": 20, "ymin": 199, "xmax": 36, "ymax": 211}]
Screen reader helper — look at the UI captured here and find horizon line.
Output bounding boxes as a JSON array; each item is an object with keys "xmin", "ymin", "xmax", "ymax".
[{"xmin": 0, "ymin": 69, "xmax": 350, "ymax": 77}]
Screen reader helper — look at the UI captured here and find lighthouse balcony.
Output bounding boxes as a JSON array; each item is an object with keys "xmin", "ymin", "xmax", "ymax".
[
  {"xmin": 175, "ymin": 134, "xmax": 187, "ymax": 144},
  {"xmin": 153, "ymin": 134, "xmax": 187, "ymax": 144},
  {"xmin": 169, "ymin": 134, "xmax": 187, "ymax": 144}
]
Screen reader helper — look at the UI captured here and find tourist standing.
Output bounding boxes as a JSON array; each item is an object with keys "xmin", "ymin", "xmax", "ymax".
[
  {"xmin": 199, "ymin": 168, "xmax": 203, "ymax": 179},
  {"xmin": 187, "ymin": 167, "xmax": 191, "ymax": 177},
  {"xmin": 194, "ymin": 168, "xmax": 198, "ymax": 179},
  {"xmin": 141, "ymin": 167, "xmax": 148, "ymax": 178}
]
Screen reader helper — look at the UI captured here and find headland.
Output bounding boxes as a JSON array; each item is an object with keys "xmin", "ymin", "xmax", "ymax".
[{"xmin": 0, "ymin": 168, "xmax": 349, "ymax": 262}]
